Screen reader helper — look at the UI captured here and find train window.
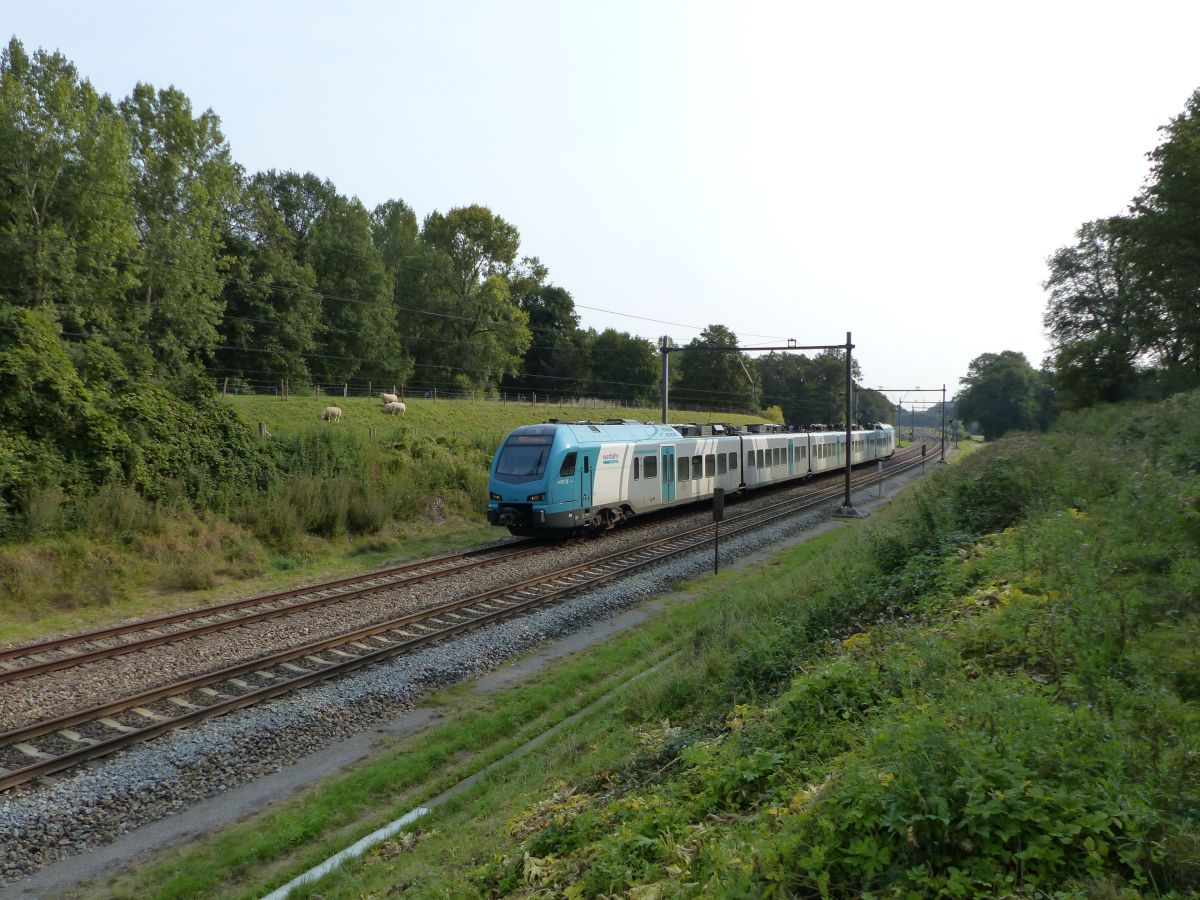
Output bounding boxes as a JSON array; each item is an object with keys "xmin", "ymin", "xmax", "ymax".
[
  {"xmin": 705, "ymin": 454, "xmax": 715, "ymax": 477},
  {"xmin": 691, "ymin": 455, "xmax": 702, "ymax": 479},
  {"xmin": 730, "ymin": 452, "xmax": 738, "ymax": 470},
  {"xmin": 644, "ymin": 456, "xmax": 657, "ymax": 479},
  {"xmin": 632, "ymin": 457, "xmax": 640, "ymax": 480},
  {"xmin": 746, "ymin": 451, "xmax": 754, "ymax": 467},
  {"xmin": 717, "ymin": 454, "xmax": 727, "ymax": 475},
  {"xmin": 559, "ymin": 452, "xmax": 577, "ymax": 477},
  {"xmin": 584, "ymin": 456, "xmax": 590, "ymax": 473},
  {"xmin": 678, "ymin": 457, "xmax": 689, "ymax": 482},
  {"xmin": 757, "ymin": 449, "xmax": 765, "ymax": 468},
  {"xmin": 774, "ymin": 448, "xmax": 782, "ymax": 466}
]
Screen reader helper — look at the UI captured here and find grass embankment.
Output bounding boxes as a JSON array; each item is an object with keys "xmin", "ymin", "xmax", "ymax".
[
  {"xmin": 87, "ymin": 391, "xmax": 1200, "ymax": 897},
  {"xmin": 0, "ymin": 399, "xmax": 763, "ymax": 644}
]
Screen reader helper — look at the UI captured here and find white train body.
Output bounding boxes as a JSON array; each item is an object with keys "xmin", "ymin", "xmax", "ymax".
[{"xmin": 488, "ymin": 421, "xmax": 897, "ymax": 535}]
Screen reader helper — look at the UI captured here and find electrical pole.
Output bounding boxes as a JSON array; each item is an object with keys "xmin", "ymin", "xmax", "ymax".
[
  {"xmin": 837, "ymin": 332, "xmax": 863, "ymax": 515},
  {"xmin": 660, "ymin": 335, "xmax": 670, "ymax": 424}
]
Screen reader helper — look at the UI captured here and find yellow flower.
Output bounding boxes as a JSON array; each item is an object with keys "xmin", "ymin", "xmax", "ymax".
[{"xmin": 841, "ymin": 632, "xmax": 872, "ymax": 652}]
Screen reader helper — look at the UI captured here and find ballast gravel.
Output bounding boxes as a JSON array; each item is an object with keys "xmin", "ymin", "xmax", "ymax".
[{"xmin": 0, "ymin": 470, "xmax": 920, "ymax": 886}]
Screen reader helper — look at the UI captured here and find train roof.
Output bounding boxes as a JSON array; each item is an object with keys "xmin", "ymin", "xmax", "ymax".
[
  {"xmin": 507, "ymin": 421, "xmax": 682, "ymax": 444},
  {"xmin": 505, "ymin": 419, "xmax": 896, "ymax": 446}
]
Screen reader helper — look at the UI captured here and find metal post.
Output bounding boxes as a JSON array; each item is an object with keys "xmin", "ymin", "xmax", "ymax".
[
  {"xmin": 940, "ymin": 384, "xmax": 947, "ymax": 463},
  {"xmin": 712, "ymin": 488, "xmax": 724, "ymax": 574},
  {"xmin": 660, "ymin": 335, "xmax": 670, "ymax": 425},
  {"xmin": 843, "ymin": 332, "xmax": 853, "ymax": 510}
]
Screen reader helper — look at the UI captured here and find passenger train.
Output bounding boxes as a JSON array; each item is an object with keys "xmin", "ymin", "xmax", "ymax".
[{"xmin": 487, "ymin": 419, "xmax": 896, "ymax": 536}]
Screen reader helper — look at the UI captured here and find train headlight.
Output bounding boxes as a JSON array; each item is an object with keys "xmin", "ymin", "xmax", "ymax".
[
  {"xmin": 489, "ymin": 492, "xmax": 502, "ymax": 501},
  {"xmin": 527, "ymin": 493, "xmax": 546, "ymax": 502}
]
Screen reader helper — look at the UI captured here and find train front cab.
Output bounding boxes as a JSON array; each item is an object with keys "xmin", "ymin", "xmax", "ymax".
[{"xmin": 488, "ymin": 424, "xmax": 604, "ymax": 534}]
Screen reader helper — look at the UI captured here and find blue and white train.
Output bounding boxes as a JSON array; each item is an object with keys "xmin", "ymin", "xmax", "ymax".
[{"xmin": 487, "ymin": 419, "xmax": 896, "ymax": 536}]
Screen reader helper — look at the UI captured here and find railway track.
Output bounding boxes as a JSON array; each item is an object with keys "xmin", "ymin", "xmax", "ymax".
[
  {"xmin": 0, "ymin": 541, "xmax": 547, "ymax": 684},
  {"xmin": 0, "ymin": 446, "xmax": 929, "ymax": 792}
]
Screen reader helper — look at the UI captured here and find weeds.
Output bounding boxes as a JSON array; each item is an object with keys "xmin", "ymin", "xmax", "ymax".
[{"xmin": 474, "ymin": 390, "xmax": 1200, "ymax": 897}]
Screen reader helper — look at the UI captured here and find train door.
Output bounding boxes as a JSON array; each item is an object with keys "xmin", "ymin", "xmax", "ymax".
[
  {"xmin": 661, "ymin": 446, "xmax": 676, "ymax": 503},
  {"xmin": 787, "ymin": 437, "xmax": 795, "ymax": 477},
  {"xmin": 632, "ymin": 450, "xmax": 659, "ymax": 509},
  {"xmin": 581, "ymin": 453, "xmax": 592, "ymax": 510}
]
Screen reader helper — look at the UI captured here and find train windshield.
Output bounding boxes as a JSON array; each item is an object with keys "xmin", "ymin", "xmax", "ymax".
[{"xmin": 495, "ymin": 435, "xmax": 552, "ymax": 479}]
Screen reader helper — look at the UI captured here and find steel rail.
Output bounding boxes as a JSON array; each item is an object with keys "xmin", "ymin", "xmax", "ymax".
[
  {"xmin": 0, "ymin": 449, "xmax": 926, "ymax": 792},
  {"xmin": 0, "ymin": 542, "xmax": 547, "ymax": 682}
]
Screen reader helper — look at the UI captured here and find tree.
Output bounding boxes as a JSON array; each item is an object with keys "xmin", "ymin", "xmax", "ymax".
[
  {"xmin": 0, "ymin": 38, "xmax": 141, "ymax": 342},
  {"xmin": 120, "ymin": 82, "xmax": 239, "ymax": 372},
  {"xmin": 588, "ymin": 329, "xmax": 658, "ymax": 404},
  {"xmin": 674, "ymin": 324, "xmax": 755, "ymax": 410},
  {"xmin": 417, "ymin": 205, "xmax": 530, "ymax": 389},
  {"xmin": 258, "ymin": 172, "xmax": 408, "ymax": 385},
  {"xmin": 307, "ymin": 193, "xmax": 401, "ymax": 383},
  {"xmin": 504, "ymin": 259, "xmax": 589, "ymax": 395},
  {"xmin": 1043, "ymin": 218, "xmax": 1146, "ymax": 409},
  {"xmin": 1129, "ymin": 88, "xmax": 1200, "ymax": 385},
  {"xmin": 216, "ymin": 177, "xmax": 322, "ymax": 381},
  {"xmin": 955, "ymin": 351, "xmax": 1044, "ymax": 439}
]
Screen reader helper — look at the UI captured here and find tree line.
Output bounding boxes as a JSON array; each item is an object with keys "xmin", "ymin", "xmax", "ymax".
[
  {"xmin": 1, "ymin": 36, "xmax": 899, "ymax": 419},
  {"xmin": 1044, "ymin": 88, "xmax": 1200, "ymax": 409},
  {"xmin": 955, "ymin": 87, "xmax": 1200, "ymax": 439}
]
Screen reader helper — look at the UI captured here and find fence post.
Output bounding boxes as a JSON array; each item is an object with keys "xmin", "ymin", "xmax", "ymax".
[
  {"xmin": 315, "ymin": 384, "xmax": 320, "ymax": 400},
  {"xmin": 221, "ymin": 376, "xmax": 228, "ymax": 397},
  {"xmin": 368, "ymin": 381, "xmax": 372, "ymax": 399},
  {"xmin": 258, "ymin": 421, "xmax": 269, "ymax": 439},
  {"xmin": 343, "ymin": 383, "xmax": 348, "ymax": 398},
  {"xmin": 433, "ymin": 387, "xmax": 437, "ymax": 400}
]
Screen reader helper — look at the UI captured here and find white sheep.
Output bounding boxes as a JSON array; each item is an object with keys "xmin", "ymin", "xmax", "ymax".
[
  {"xmin": 380, "ymin": 392, "xmax": 400, "ymax": 405},
  {"xmin": 321, "ymin": 406, "xmax": 342, "ymax": 422},
  {"xmin": 383, "ymin": 401, "xmax": 406, "ymax": 415}
]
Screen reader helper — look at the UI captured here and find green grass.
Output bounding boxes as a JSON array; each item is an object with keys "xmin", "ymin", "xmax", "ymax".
[{"xmin": 223, "ymin": 394, "xmax": 767, "ymax": 451}]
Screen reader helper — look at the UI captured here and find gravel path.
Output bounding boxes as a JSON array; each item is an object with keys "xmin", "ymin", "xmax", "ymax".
[{"xmin": 0, "ymin": 467, "xmax": 922, "ymax": 885}]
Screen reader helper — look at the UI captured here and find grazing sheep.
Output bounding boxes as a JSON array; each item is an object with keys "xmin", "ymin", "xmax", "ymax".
[
  {"xmin": 383, "ymin": 400, "xmax": 406, "ymax": 415},
  {"xmin": 321, "ymin": 406, "xmax": 342, "ymax": 422},
  {"xmin": 380, "ymin": 392, "xmax": 400, "ymax": 405}
]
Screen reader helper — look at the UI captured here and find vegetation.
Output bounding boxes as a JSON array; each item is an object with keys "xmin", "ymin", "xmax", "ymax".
[
  {"xmin": 0, "ymin": 35, "xmax": 900, "ymax": 557},
  {"xmin": 1044, "ymin": 87, "xmax": 1200, "ymax": 410},
  {"xmin": 83, "ymin": 390, "xmax": 1200, "ymax": 897},
  {"xmin": 955, "ymin": 350, "xmax": 1054, "ymax": 439},
  {"xmin": 0, "ymin": 397, "xmax": 763, "ymax": 641}
]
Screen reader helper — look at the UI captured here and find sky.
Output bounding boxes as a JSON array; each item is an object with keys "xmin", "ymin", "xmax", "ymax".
[{"xmin": 7, "ymin": 1, "xmax": 1200, "ymax": 405}]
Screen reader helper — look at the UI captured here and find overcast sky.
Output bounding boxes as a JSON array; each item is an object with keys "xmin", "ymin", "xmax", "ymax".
[{"xmin": 9, "ymin": 1, "xmax": 1200, "ymax": 404}]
